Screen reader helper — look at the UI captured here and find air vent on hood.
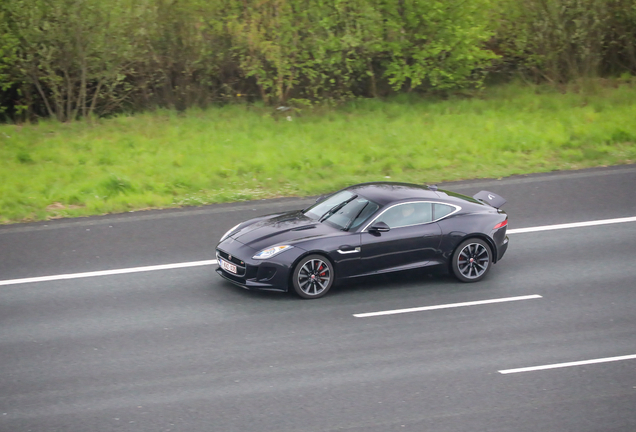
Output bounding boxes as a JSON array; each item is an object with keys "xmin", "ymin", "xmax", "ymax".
[{"xmin": 291, "ymin": 225, "xmax": 317, "ymax": 231}]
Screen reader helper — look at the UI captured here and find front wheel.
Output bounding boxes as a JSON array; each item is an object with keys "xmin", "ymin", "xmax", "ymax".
[
  {"xmin": 292, "ymin": 255, "xmax": 334, "ymax": 299},
  {"xmin": 451, "ymin": 238, "xmax": 492, "ymax": 283}
]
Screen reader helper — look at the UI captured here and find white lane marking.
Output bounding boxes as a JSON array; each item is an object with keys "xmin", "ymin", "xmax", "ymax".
[
  {"xmin": 353, "ymin": 295, "xmax": 542, "ymax": 318},
  {"xmin": 508, "ymin": 216, "xmax": 636, "ymax": 234},
  {"xmin": 1, "ymin": 215, "xmax": 635, "ymax": 287},
  {"xmin": 0, "ymin": 260, "xmax": 218, "ymax": 286},
  {"xmin": 499, "ymin": 354, "xmax": 636, "ymax": 374}
]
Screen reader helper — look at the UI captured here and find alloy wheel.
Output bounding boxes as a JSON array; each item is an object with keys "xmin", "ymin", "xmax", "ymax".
[
  {"xmin": 457, "ymin": 242, "xmax": 490, "ymax": 280},
  {"xmin": 297, "ymin": 258, "xmax": 331, "ymax": 296}
]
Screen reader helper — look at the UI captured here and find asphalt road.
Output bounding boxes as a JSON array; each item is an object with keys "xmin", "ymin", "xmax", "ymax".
[{"xmin": 1, "ymin": 165, "xmax": 636, "ymax": 432}]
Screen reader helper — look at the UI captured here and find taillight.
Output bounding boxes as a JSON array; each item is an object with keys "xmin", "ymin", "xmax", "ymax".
[{"xmin": 493, "ymin": 219, "xmax": 508, "ymax": 230}]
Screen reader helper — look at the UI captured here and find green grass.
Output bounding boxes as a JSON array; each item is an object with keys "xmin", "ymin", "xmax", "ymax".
[{"xmin": 1, "ymin": 81, "xmax": 636, "ymax": 223}]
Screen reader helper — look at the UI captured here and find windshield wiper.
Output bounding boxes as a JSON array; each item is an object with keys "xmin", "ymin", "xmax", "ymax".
[
  {"xmin": 319, "ymin": 195, "xmax": 358, "ymax": 223},
  {"xmin": 342, "ymin": 201, "xmax": 369, "ymax": 231}
]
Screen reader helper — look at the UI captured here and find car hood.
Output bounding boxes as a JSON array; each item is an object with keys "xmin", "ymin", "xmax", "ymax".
[{"xmin": 230, "ymin": 210, "xmax": 338, "ymax": 251}]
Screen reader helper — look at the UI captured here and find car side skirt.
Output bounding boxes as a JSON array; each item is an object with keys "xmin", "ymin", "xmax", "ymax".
[{"xmin": 341, "ymin": 259, "xmax": 444, "ymax": 279}]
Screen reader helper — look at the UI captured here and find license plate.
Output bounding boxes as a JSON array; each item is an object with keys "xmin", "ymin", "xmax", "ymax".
[{"xmin": 220, "ymin": 258, "xmax": 237, "ymax": 274}]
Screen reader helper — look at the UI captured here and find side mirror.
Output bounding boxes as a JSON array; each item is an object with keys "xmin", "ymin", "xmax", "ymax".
[
  {"xmin": 369, "ymin": 221, "xmax": 390, "ymax": 233},
  {"xmin": 315, "ymin": 194, "xmax": 327, "ymax": 203}
]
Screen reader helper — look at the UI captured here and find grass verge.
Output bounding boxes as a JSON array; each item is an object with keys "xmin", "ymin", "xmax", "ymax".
[{"xmin": 1, "ymin": 81, "xmax": 635, "ymax": 223}]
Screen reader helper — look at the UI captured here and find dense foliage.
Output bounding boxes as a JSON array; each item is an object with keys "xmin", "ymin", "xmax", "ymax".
[{"xmin": 1, "ymin": 0, "xmax": 635, "ymax": 121}]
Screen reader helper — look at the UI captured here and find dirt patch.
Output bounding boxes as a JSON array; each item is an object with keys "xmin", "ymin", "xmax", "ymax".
[{"xmin": 46, "ymin": 202, "xmax": 84, "ymax": 211}]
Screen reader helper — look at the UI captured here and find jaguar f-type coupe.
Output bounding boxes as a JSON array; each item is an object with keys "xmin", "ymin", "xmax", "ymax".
[{"xmin": 216, "ymin": 182, "xmax": 509, "ymax": 299}]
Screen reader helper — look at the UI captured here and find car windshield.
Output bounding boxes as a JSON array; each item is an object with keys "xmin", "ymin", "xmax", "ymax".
[{"xmin": 304, "ymin": 191, "xmax": 379, "ymax": 230}]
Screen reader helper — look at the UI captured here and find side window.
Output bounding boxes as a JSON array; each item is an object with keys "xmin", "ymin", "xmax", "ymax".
[
  {"xmin": 433, "ymin": 203, "xmax": 455, "ymax": 220},
  {"xmin": 375, "ymin": 202, "xmax": 433, "ymax": 229}
]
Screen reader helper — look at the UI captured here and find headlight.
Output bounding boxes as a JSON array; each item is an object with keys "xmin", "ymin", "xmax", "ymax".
[
  {"xmin": 253, "ymin": 245, "xmax": 293, "ymax": 260},
  {"xmin": 219, "ymin": 223, "xmax": 241, "ymax": 242}
]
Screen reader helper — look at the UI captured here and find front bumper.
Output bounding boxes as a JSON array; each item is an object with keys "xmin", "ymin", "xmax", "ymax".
[{"xmin": 215, "ymin": 238, "xmax": 302, "ymax": 292}]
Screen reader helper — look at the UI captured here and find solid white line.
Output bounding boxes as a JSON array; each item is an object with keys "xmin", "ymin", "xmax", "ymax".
[
  {"xmin": 507, "ymin": 216, "xmax": 636, "ymax": 234},
  {"xmin": 0, "ymin": 260, "xmax": 218, "ymax": 286},
  {"xmin": 499, "ymin": 354, "xmax": 636, "ymax": 374},
  {"xmin": 353, "ymin": 294, "xmax": 542, "ymax": 318}
]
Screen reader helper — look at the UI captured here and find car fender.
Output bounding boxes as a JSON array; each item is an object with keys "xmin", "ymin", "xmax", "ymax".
[{"xmin": 444, "ymin": 231, "xmax": 498, "ymax": 264}]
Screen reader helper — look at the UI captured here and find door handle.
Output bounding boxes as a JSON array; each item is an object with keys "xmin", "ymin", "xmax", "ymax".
[{"xmin": 337, "ymin": 246, "xmax": 361, "ymax": 255}]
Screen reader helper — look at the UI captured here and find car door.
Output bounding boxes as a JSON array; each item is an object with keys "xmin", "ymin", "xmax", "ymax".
[{"xmin": 358, "ymin": 202, "xmax": 442, "ymax": 275}]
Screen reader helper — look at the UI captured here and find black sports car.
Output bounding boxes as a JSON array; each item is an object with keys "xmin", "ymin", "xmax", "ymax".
[{"xmin": 216, "ymin": 182, "xmax": 509, "ymax": 299}]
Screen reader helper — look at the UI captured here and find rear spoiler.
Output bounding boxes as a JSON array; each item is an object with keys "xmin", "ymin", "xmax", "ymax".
[{"xmin": 473, "ymin": 190, "xmax": 506, "ymax": 209}]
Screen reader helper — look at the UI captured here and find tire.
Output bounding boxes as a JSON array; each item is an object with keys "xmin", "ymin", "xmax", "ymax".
[
  {"xmin": 292, "ymin": 254, "xmax": 334, "ymax": 299},
  {"xmin": 451, "ymin": 238, "xmax": 492, "ymax": 283}
]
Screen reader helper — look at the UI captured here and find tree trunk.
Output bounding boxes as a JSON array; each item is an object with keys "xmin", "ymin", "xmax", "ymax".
[{"xmin": 31, "ymin": 73, "xmax": 56, "ymax": 119}]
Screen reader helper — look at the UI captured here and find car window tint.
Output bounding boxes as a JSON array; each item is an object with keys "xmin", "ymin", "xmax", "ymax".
[
  {"xmin": 375, "ymin": 202, "xmax": 433, "ymax": 229},
  {"xmin": 349, "ymin": 201, "xmax": 380, "ymax": 230},
  {"xmin": 304, "ymin": 191, "xmax": 354, "ymax": 220},
  {"xmin": 434, "ymin": 203, "xmax": 454, "ymax": 220},
  {"xmin": 325, "ymin": 198, "xmax": 379, "ymax": 230}
]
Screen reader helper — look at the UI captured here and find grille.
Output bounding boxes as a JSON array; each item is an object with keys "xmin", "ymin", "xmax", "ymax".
[
  {"xmin": 216, "ymin": 250, "xmax": 247, "ymax": 277},
  {"xmin": 216, "ymin": 249, "xmax": 245, "ymax": 266}
]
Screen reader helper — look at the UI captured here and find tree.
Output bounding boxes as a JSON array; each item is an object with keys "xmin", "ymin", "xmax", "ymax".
[{"xmin": 3, "ymin": 0, "xmax": 139, "ymax": 121}]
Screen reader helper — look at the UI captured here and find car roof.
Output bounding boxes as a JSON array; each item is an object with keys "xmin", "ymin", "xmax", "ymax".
[
  {"xmin": 343, "ymin": 181, "xmax": 487, "ymax": 209},
  {"xmin": 344, "ymin": 182, "xmax": 441, "ymax": 206}
]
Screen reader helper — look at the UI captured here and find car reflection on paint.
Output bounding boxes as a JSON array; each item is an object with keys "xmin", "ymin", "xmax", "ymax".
[{"xmin": 216, "ymin": 182, "xmax": 509, "ymax": 299}]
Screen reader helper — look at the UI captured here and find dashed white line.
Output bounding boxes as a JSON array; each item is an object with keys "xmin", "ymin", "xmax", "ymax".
[
  {"xmin": 1, "ymin": 215, "xmax": 634, "ymax": 287},
  {"xmin": 0, "ymin": 260, "xmax": 217, "ymax": 286},
  {"xmin": 499, "ymin": 354, "xmax": 636, "ymax": 374},
  {"xmin": 507, "ymin": 216, "xmax": 636, "ymax": 234},
  {"xmin": 353, "ymin": 295, "xmax": 542, "ymax": 318}
]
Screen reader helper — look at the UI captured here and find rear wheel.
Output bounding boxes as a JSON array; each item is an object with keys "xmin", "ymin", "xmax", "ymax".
[
  {"xmin": 292, "ymin": 255, "xmax": 334, "ymax": 299},
  {"xmin": 451, "ymin": 238, "xmax": 492, "ymax": 283}
]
